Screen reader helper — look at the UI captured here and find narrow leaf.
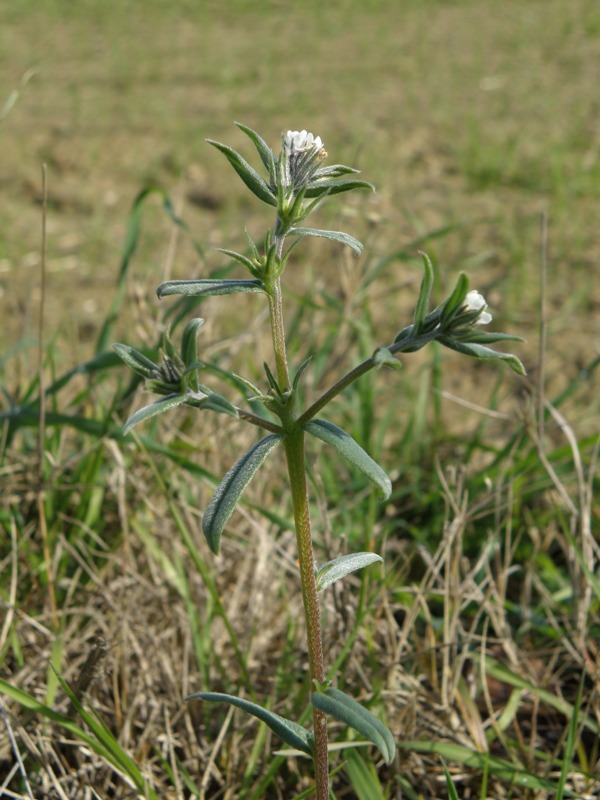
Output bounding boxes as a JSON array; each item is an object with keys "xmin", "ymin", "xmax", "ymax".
[
  {"xmin": 438, "ymin": 336, "xmax": 526, "ymax": 375},
  {"xmin": 460, "ymin": 332, "xmax": 526, "ymax": 348},
  {"xmin": 157, "ymin": 278, "xmax": 265, "ymax": 299},
  {"xmin": 311, "ymin": 688, "xmax": 395, "ymax": 765},
  {"xmin": 113, "ymin": 344, "xmax": 157, "ymax": 379},
  {"xmin": 235, "ymin": 122, "xmax": 276, "ymax": 179},
  {"xmin": 194, "ymin": 392, "xmax": 239, "ymax": 417},
  {"xmin": 303, "ymin": 419, "xmax": 391, "ymax": 500},
  {"xmin": 289, "ymin": 227, "xmax": 363, "ymax": 256},
  {"xmin": 202, "ymin": 434, "xmax": 283, "ymax": 554},
  {"xmin": 188, "ymin": 691, "xmax": 313, "ymax": 755},
  {"xmin": 440, "ymin": 272, "xmax": 469, "ymax": 323},
  {"xmin": 313, "ymin": 164, "xmax": 361, "ymax": 178},
  {"xmin": 304, "ymin": 178, "xmax": 375, "ymax": 197},
  {"xmin": 207, "ymin": 139, "xmax": 277, "ymax": 206},
  {"xmin": 413, "ymin": 252, "xmax": 434, "ymax": 330},
  {"xmin": 315, "ymin": 552, "xmax": 383, "ymax": 592},
  {"xmin": 123, "ymin": 393, "xmax": 187, "ymax": 434},
  {"xmin": 217, "ymin": 247, "xmax": 259, "ymax": 275},
  {"xmin": 180, "ymin": 318, "xmax": 205, "ymax": 381}
]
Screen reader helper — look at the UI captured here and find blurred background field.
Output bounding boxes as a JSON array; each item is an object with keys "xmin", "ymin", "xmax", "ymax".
[{"xmin": 1, "ymin": 1, "xmax": 599, "ymax": 798}]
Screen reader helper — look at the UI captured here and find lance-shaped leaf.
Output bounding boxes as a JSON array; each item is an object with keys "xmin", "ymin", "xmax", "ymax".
[
  {"xmin": 289, "ymin": 227, "xmax": 363, "ymax": 256},
  {"xmin": 113, "ymin": 343, "xmax": 158, "ymax": 379},
  {"xmin": 304, "ymin": 178, "xmax": 375, "ymax": 198},
  {"xmin": 315, "ymin": 552, "xmax": 383, "ymax": 592},
  {"xmin": 207, "ymin": 138, "xmax": 277, "ymax": 206},
  {"xmin": 123, "ymin": 393, "xmax": 188, "ymax": 434},
  {"xmin": 203, "ymin": 434, "xmax": 283, "ymax": 554},
  {"xmin": 437, "ymin": 336, "xmax": 526, "ymax": 375},
  {"xmin": 440, "ymin": 272, "xmax": 469, "ymax": 324},
  {"xmin": 458, "ymin": 330, "xmax": 526, "ymax": 345},
  {"xmin": 235, "ymin": 122, "xmax": 276, "ymax": 180},
  {"xmin": 311, "ymin": 688, "xmax": 395, "ymax": 765},
  {"xmin": 184, "ymin": 390, "xmax": 239, "ymax": 418},
  {"xmin": 188, "ymin": 692, "xmax": 313, "ymax": 755},
  {"xmin": 313, "ymin": 164, "xmax": 361, "ymax": 179},
  {"xmin": 180, "ymin": 318, "xmax": 205, "ymax": 391},
  {"xmin": 303, "ymin": 419, "xmax": 391, "ymax": 500},
  {"xmin": 157, "ymin": 279, "xmax": 265, "ymax": 299},
  {"xmin": 217, "ymin": 247, "xmax": 260, "ymax": 277},
  {"xmin": 413, "ymin": 252, "xmax": 435, "ymax": 331}
]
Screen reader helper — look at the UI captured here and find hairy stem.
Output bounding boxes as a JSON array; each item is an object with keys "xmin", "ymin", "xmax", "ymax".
[
  {"xmin": 298, "ymin": 326, "xmax": 441, "ymax": 425},
  {"xmin": 267, "ymin": 276, "xmax": 290, "ymax": 390},
  {"xmin": 267, "ymin": 220, "xmax": 328, "ymax": 795},
  {"xmin": 284, "ymin": 429, "xmax": 329, "ymax": 800}
]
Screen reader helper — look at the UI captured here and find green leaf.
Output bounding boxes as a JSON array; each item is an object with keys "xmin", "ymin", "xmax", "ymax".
[
  {"xmin": 180, "ymin": 319, "xmax": 205, "ymax": 389},
  {"xmin": 217, "ymin": 247, "xmax": 260, "ymax": 276},
  {"xmin": 289, "ymin": 227, "xmax": 363, "ymax": 256},
  {"xmin": 235, "ymin": 121, "xmax": 276, "ymax": 179},
  {"xmin": 311, "ymin": 688, "xmax": 395, "ymax": 765},
  {"xmin": 123, "ymin": 393, "xmax": 188, "ymax": 434},
  {"xmin": 202, "ymin": 434, "xmax": 283, "ymax": 554},
  {"xmin": 157, "ymin": 279, "xmax": 265, "ymax": 298},
  {"xmin": 207, "ymin": 138, "xmax": 277, "ymax": 206},
  {"xmin": 188, "ymin": 691, "xmax": 313, "ymax": 756},
  {"xmin": 437, "ymin": 336, "xmax": 526, "ymax": 375},
  {"xmin": 304, "ymin": 178, "xmax": 375, "ymax": 198},
  {"xmin": 315, "ymin": 552, "xmax": 383, "ymax": 592},
  {"xmin": 113, "ymin": 343, "xmax": 157, "ymax": 379},
  {"xmin": 459, "ymin": 331, "xmax": 526, "ymax": 345},
  {"xmin": 313, "ymin": 164, "xmax": 361, "ymax": 179},
  {"xmin": 303, "ymin": 419, "xmax": 391, "ymax": 500},
  {"xmin": 413, "ymin": 252, "xmax": 435, "ymax": 330},
  {"xmin": 193, "ymin": 392, "xmax": 239, "ymax": 417},
  {"xmin": 440, "ymin": 272, "xmax": 469, "ymax": 324}
]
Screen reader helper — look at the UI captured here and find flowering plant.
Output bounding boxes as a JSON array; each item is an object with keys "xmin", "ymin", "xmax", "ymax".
[{"xmin": 115, "ymin": 123, "xmax": 524, "ymax": 798}]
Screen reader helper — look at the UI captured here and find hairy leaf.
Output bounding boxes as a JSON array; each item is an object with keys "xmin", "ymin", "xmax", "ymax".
[
  {"xmin": 207, "ymin": 139, "xmax": 277, "ymax": 205},
  {"xmin": 289, "ymin": 227, "xmax": 363, "ymax": 256},
  {"xmin": 202, "ymin": 434, "xmax": 283, "ymax": 554},
  {"xmin": 157, "ymin": 279, "xmax": 265, "ymax": 298},
  {"xmin": 303, "ymin": 419, "xmax": 391, "ymax": 500},
  {"xmin": 438, "ymin": 336, "xmax": 526, "ymax": 375},
  {"xmin": 311, "ymin": 688, "xmax": 395, "ymax": 765},
  {"xmin": 413, "ymin": 252, "xmax": 435, "ymax": 330},
  {"xmin": 315, "ymin": 552, "xmax": 383, "ymax": 592},
  {"xmin": 123, "ymin": 393, "xmax": 188, "ymax": 434},
  {"xmin": 188, "ymin": 691, "xmax": 313, "ymax": 755}
]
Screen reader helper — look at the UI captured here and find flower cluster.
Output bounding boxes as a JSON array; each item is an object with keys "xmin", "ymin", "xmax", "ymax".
[{"xmin": 278, "ymin": 129, "xmax": 327, "ymax": 192}]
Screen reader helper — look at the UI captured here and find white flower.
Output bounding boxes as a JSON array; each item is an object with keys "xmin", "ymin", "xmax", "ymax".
[
  {"xmin": 279, "ymin": 129, "xmax": 327, "ymax": 192},
  {"xmin": 464, "ymin": 290, "xmax": 492, "ymax": 325},
  {"xmin": 284, "ymin": 130, "xmax": 324, "ymax": 153}
]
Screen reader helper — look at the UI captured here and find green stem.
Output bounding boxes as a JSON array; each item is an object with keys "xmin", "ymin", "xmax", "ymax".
[
  {"xmin": 266, "ymin": 221, "xmax": 328, "ymax": 797},
  {"xmin": 267, "ymin": 276, "xmax": 290, "ymax": 390},
  {"xmin": 298, "ymin": 326, "xmax": 440, "ymax": 425},
  {"xmin": 284, "ymin": 429, "xmax": 329, "ymax": 800}
]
